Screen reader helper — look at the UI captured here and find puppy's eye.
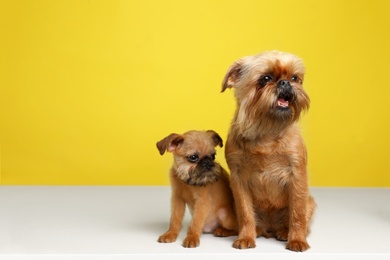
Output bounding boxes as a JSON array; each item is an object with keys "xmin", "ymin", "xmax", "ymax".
[
  {"xmin": 187, "ymin": 154, "xmax": 199, "ymax": 163},
  {"xmin": 258, "ymin": 75, "xmax": 273, "ymax": 87},
  {"xmin": 211, "ymin": 154, "xmax": 216, "ymax": 160}
]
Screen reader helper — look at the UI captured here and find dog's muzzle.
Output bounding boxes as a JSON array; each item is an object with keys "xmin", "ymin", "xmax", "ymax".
[{"xmin": 276, "ymin": 80, "xmax": 294, "ymax": 108}]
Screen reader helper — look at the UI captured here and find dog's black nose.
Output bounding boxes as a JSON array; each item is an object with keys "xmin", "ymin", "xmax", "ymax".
[
  {"xmin": 277, "ymin": 80, "xmax": 294, "ymax": 102},
  {"xmin": 277, "ymin": 80, "xmax": 291, "ymax": 90}
]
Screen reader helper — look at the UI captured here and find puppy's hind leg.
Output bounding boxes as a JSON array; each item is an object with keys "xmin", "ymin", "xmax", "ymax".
[
  {"xmin": 214, "ymin": 227, "xmax": 238, "ymax": 237},
  {"xmin": 213, "ymin": 207, "xmax": 238, "ymax": 237}
]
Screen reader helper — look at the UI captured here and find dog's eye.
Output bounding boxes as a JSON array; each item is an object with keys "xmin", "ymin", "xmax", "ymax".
[
  {"xmin": 258, "ymin": 75, "xmax": 273, "ymax": 87},
  {"xmin": 187, "ymin": 154, "xmax": 199, "ymax": 163},
  {"xmin": 211, "ymin": 154, "xmax": 216, "ymax": 160},
  {"xmin": 291, "ymin": 75, "xmax": 299, "ymax": 82}
]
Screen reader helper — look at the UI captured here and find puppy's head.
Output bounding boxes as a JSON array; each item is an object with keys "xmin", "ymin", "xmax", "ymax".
[
  {"xmin": 156, "ymin": 130, "xmax": 223, "ymax": 186},
  {"xmin": 222, "ymin": 51, "xmax": 310, "ymax": 138}
]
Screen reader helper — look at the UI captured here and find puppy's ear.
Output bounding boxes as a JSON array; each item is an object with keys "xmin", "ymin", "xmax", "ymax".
[
  {"xmin": 156, "ymin": 134, "xmax": 184, "ymax": 155},
  {"xmin": 206, "ymin": 130, "xmax": 223, "ymax": 148},
  {"xmin": 221, "ymin": 60, "xmax": 242, "ymax": 92}
]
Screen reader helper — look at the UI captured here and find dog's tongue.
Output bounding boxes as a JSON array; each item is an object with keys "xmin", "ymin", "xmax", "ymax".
[{"xmin": 277, "ymin": 98, "xmax": 289, "ymax": 107}]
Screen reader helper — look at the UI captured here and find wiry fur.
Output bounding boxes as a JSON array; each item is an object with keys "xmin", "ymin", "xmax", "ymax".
[
  {"xmin": 222, "ymin": 51, "xmax": 315, "ymax": 252},
  {"xmin": 156, "ymin": 130, "xmax": 238, "ymax": 248}
]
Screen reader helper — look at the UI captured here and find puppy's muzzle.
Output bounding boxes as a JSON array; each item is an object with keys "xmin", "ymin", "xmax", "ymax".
[
  {"xmin": 200, "ymin": 157, "xmax": 214, "ymax": 171},
  {"xmin": 185, "ymin": 158, "xmax": 219, "ymax": 186}
]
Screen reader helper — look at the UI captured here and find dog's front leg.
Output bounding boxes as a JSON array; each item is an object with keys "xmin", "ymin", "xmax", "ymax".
[
  {"xmin": 231, "ymin": 175, "xmax": 257, "ymax": 249},
  {"xmin": 158, "ymin": 194, "xmax": 186, "ymax": 243},
  {"xmin": 286, "ymin": 171, "xmax": 310, "ymax": 252},
  {"xmin": 183, "ymin": 194, "xmax": 210, "ymax": 248}
]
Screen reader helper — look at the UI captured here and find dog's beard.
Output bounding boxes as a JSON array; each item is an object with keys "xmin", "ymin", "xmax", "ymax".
[
  {"xmin": 176, "ymin": 164, "xmax": 220, "ymax": 186},
  {"xmin": 234, "ymin": 86, "xmax": 309, "ymax": 140}
]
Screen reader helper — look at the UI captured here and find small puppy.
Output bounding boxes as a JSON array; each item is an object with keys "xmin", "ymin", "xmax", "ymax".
[
  {"xmin": 156, "ymin": 130, "xmax": 237, "ymax": 248},
  {"xmin": 222, "ymin": 51, "xmax": 315, "ymax": 252}
]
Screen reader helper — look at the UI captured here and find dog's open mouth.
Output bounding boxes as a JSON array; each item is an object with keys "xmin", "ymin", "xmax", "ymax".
[
  {"xmin": 277, "ymin": 98, "xmax": 289, "ymax": 108},
  {"xmin": 276, "ymin": 91, "xmax": 294, "ymax": 109}
]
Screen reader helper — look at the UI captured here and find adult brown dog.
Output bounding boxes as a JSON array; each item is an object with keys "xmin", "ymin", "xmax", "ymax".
[
  {"xmin": 156, "ymin": 130, "xmax": 237, "ymax": 248},
  {"xmin": 222, "ymin": 51, "xmax": 315, "ymax": 252}
]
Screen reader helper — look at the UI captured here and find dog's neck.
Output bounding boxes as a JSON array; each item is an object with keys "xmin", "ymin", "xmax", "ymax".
[
  {"xmin": 231, "ymin": 110, "xmax": 298, "ymax": 142},
  {"xmin": 228, "ymin": 122, "xmax": 302, "ymax": 157}
]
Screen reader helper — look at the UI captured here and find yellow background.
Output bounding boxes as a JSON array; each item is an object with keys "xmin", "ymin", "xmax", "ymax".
[{"xmin": 1, "ymin": 0, "xmax": 389, "ymax": 186}]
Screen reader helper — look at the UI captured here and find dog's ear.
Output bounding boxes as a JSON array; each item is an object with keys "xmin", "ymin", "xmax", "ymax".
[
  {"xmin": 221, "ymin": 60, "xmax": 242, "ymax": 92},
  {"xmin": 156, "ymin": 134, "xmax": 184, "ymax": 155},
  {"xmin": 206, "ymin": 130, "xmax": 223, "ymax": 148}
]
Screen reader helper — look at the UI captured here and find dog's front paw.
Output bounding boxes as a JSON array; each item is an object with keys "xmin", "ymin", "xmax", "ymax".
[
  {"xmin": 158, "ymin": 231, "xmax": 177, "ymax": 243},
  {"xmin": 182, "ymin": 235, "xmax": 200, "ymax": 248},
  {"xmin": 286, "ymin": 240, "xmax": 310, "ymax": 252},
  {"xmin": 232, "ymin": 238, "xmax": 256, "ymax": 249}
]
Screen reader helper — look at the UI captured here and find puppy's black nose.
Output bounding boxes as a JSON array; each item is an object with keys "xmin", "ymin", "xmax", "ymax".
[{"xmin": 201, "ymin": 158, "xmax": 214, "ymax": 170}]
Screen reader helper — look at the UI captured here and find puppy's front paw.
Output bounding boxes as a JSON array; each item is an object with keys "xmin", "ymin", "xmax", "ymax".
[
  {"xmin": 232, "ymin": 238, "xmax": 256, "ymax": 249},
  {"xmin": 182, "ymin": 235, "xmax": 200, "ymax": 248},
  {"xmin": 286, "ymin": 240, "xmax": 310, "ymax": 252},
  {"xmin": 158, "ymin": 231, "xmax": 177, "ymax": 243}
]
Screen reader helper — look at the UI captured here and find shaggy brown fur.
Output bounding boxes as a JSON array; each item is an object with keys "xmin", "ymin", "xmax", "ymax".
[
  {"xmin": 157, "ymin": 130, "xmax": 237, "ymax": 248},
  {"xmin": 222, "ymin": 51, "xmax": 315, "ymax": 252}
]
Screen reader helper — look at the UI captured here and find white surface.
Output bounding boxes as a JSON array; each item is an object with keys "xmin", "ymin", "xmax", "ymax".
[{"xmin": 0, "ymin": 186, "xmax": 389, "ymax": 259}]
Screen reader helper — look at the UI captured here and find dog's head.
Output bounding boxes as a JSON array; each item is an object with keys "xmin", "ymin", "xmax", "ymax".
[
  {"xmin": 156, "ymin": 130, "xmax": 223, "ymax": 186},
  {"xmin": 222, "ymin": 51, "xmax": 310, "ymax": 139}
]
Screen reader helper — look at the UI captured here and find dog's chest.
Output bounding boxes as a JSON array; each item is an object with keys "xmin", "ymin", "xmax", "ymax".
[
  {"xmin": 249, "ymin": 150, "xmax": 292, "ymax": 183},
  {"xmin": 241, "ymin": 151, "xmax": 292, "ymax": 207}
]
